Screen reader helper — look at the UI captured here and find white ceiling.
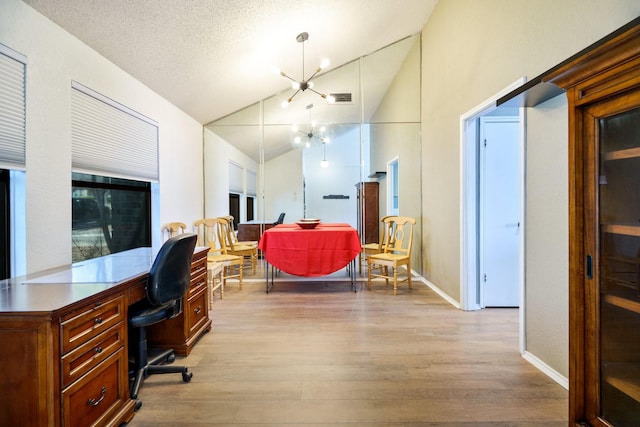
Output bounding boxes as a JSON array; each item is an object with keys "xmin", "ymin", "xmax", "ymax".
[{"xmin": 22, "ymin": 0, "xmax": 437, "ymax": 125}]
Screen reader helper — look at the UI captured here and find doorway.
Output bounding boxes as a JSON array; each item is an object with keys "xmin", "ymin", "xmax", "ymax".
[
  {"xmin": 387, "ymin": 157, "xmax": 399, "ymax": 215},
  {"xmin": 460, "ymin": 78, "xmax": 525, "ymax": 348}
]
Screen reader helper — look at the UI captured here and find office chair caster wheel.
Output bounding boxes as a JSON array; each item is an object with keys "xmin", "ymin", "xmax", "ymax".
[
  {"xmin": 182, "ymin": 370, "xmax": 193, "ymax": 382},
  {"xmin": 167, "ymin": 353, "xmax": 176, "ymax": 363},
  {"xmin": 134, "ymin": 399, "xmax": 142, "ymax": 412}
]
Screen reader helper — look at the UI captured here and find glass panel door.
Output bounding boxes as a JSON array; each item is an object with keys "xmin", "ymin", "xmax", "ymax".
[{"xmin": 598, "ymin": 106, "xmax": 640, "ymax": 426}]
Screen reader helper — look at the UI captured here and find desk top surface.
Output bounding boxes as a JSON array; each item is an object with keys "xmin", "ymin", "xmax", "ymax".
[{"xmin": 0, "ymin": 246, "xmax": 208, "ymax": 314}]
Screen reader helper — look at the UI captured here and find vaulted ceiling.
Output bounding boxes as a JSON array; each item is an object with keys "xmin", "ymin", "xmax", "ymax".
[{"xmin": 23, "ymin": 0, "xmax": 437, "ymax": 124}]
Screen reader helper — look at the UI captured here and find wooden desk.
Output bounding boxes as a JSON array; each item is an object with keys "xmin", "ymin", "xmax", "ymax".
[{"xmin": 0, "ymin": 246, "xmax": 210, "ymax": 427}]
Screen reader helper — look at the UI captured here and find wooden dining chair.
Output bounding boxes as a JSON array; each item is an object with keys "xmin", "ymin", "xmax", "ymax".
[
  {"xmin": 193, "ymin": 218, "xmax": 243, "ymax": 302},
  {"xmin": 367, "ymin": 216, "xmax": 416, "ymax": 295},
  {"xmin": 359, "ymin": 215, "xmax": 395, "ymax": 274},
  {"xmin": 223, "ymin": 215, "xmax": 258, "ymax": 247},
  {"xmin": 220, "ymin": 216, "xmax": 258, "ymax": 275},
  {"xmin": 161, "ymin": 222, "xmax": 187, "ymax": 241}
]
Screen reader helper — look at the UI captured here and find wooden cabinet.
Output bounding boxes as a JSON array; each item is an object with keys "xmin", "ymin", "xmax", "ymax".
[
  {"xmin": 147, "ymin": 247, "xmax": 211, "ymax": 356},
  {"xmin": 545, "ymin": 21, "xmax": 640, "ymax": 427},
  {"xmin": 237, "ymin": 221, "xmax": 275, "ymax": 243},
  {"xmin": 355, "ymin": 182, "xmax": 379, "ymax": 244}
]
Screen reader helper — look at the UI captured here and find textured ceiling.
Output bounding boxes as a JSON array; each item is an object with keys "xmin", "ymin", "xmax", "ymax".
[{"xmin": 22, "ymin": 0, "xmax": 437, "ymax": 124}]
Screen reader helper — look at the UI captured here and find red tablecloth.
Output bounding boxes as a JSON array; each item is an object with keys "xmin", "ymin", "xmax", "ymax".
[{"xmin": 258, "ymin": 223, "xmax": 361, "ymax": 277}]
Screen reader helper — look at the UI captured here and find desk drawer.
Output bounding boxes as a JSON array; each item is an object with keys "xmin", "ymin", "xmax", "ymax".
[
  {"xmin": 186, "ymin": 289, "xmax": 208, "ymax": 334},
  {"xmin": 61, "ymin": 322, "xmax": 125, "ymax": 388},
  {"xmin": 60, "ymin": 295, "xmax": 125, "ymax": 354},
  {"xmin": 189, "ymin": 269, "xmax": 207, "ymax": 296},
  {"xmin": 62, "ymin": 347, "xmax": 128, "ymax": 427},
  {"xmin": 191, "ymin": 257, "xmax": 208, "ymax": 283}
]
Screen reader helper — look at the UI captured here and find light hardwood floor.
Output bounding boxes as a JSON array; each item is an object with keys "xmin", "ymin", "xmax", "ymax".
[{"xmin": 127, "ymin": 275, "xmax": 568, "ymax": 426}]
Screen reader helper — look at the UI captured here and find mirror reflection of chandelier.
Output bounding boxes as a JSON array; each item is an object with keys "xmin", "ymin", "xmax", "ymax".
[
  {"xmin": 292, "ymin": 104, "xmax": 330, "ymax": 148},
  {"xmin": 292, "ymin": 123, "xmax": 329, "ymax": 147},
  {"xmin": 277, "ymin": 32, "xmax": 336, "ymax": 108},
  {"xmin": 292, "ymin": 104, "xmax": 330, "ymax": 168}
]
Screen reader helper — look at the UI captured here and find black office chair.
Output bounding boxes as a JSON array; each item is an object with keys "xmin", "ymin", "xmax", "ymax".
[
  {"xmin": 128, "ymin": 233, "xmax": 197, "ymax": 403},
  {"xmin": 273, "ymin": 212, "xmax": 285, "ymax": 225}
]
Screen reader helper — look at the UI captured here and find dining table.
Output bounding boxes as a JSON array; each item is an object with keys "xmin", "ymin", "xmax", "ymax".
[{"xmin": 258, "ymin": 223, "xmax": 361, "ymax": 292}]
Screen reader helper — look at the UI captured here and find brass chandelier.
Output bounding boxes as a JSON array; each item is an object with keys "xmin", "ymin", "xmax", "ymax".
[{"xmin": 277, "ymin": 32, "xmax": 335, "ymax": 108}]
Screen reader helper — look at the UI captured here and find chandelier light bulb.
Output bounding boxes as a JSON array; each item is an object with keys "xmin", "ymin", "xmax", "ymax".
[
  {"xmin": 294, "ymin": 136, "xmax": 301, "ymax": 143},
  {"xmin": 326, "ymin": 95, "xmax": 336, "ymax": 104},
  {"xmin": 281, "ymin": 100, "xmax": 290, "ymax": 108},
  {"xmin": 277, "ymin": 32, "xmax": 333, "ymax": 108},
  {"xmin": 321, "ymin": 159, "xmax": 329, "ymax": 168}
]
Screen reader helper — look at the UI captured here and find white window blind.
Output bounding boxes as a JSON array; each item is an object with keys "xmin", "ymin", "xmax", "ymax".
[
  {"xmin": 228, "ymin": 161, "xmax": 243, "ymax": 193},
  {"xmin": 247, "ymin": 169, "xmax": 257, "ymax": 196},
  {"xmin": 71, "ymin": 81, "xmax": 159, "ymax": 181},
  {"xmin": 0, "ymin": 45, "xmax": 26, "ymax": 170}
]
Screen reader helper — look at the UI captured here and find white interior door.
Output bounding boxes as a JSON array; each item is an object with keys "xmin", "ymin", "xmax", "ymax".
[{"xmin": 480, "ymin": 117, "xmax": 520, "ymax": 307}]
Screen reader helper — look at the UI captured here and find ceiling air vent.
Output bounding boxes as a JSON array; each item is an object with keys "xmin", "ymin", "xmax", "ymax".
[{"xmin": 329, "ymin": 92, "xmax": 352, "ymax": 104}]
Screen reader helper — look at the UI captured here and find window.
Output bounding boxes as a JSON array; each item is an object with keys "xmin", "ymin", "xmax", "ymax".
[
  {"xmin": 229, "ymin": 193, "xmax": 240, "ymax": 230},
  {"xmin": 0, "ymin": 45, "xmax": 26, "ymax": 279},
  {"xmin": 0, "ymin": 170, "xmax": 8, "ymax": 279},
  {"xmin": 246, "ymin": 196, "xmax": 255, "ymax": 221},
  {"xmin": 72, "ymin": 173, "xmax": 151, "ymax": 262},
  {"xmin": 246, "ymin": 169, "xmax": 256, "ymax": 222},
  {"xmin": 70, "ymin": 82, "xmax": 157, "ymax": 262}
]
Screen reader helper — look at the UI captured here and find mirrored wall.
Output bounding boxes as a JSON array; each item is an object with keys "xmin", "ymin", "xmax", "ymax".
[{"xmin": 204, "ymin": 33, "xmax": 422, "ymax": 275}]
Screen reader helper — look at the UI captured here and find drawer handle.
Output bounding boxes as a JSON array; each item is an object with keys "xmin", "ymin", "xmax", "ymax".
[
  {"xmin": 194, "ymin": 305, "xmax": 202, "ymax": 315},
  {"xmin": 87, "ymin": 387, "xmax": 106, "ymax": 406},
  {"xmin": 94, "ymin": 317, "xmax": 103, "ymax": 325},
  {"xmin": 94, "ymin": 346, "xmax": 103, "ymax": 354}
]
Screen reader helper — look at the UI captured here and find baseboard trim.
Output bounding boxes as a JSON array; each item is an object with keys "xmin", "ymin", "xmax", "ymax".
[
  {"xmin": 522, "ymin": 351, "xmax": 569, "ymax": 390},
  {"xmin": 414, "ymin": 274, "xmax": 461, "ymax": 309}
]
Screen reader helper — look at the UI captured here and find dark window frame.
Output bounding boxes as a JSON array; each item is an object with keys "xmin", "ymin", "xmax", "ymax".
[
  {"xmin": 0, "ymin": 169, "xmax": 9, "ymax": 279},
  {"xmin": 229, "ymin": 193, "xmax": 240, "ymax": 230}
]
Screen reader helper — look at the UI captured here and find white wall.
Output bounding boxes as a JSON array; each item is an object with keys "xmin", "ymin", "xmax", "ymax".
[
  {"xmin": 369, "ymin": 123, "xmax": 422, "ymax": 270},
  {"xmin": 526, "ymin": 94, "xmax": 569, "ymax": 375},
  {"xmin": 421, "ymin": 0, "xmax": 640, "ymax": 379},
  {"xmin": 1, "ymin": 0, "xmax": 204, "ymax": 273}
]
